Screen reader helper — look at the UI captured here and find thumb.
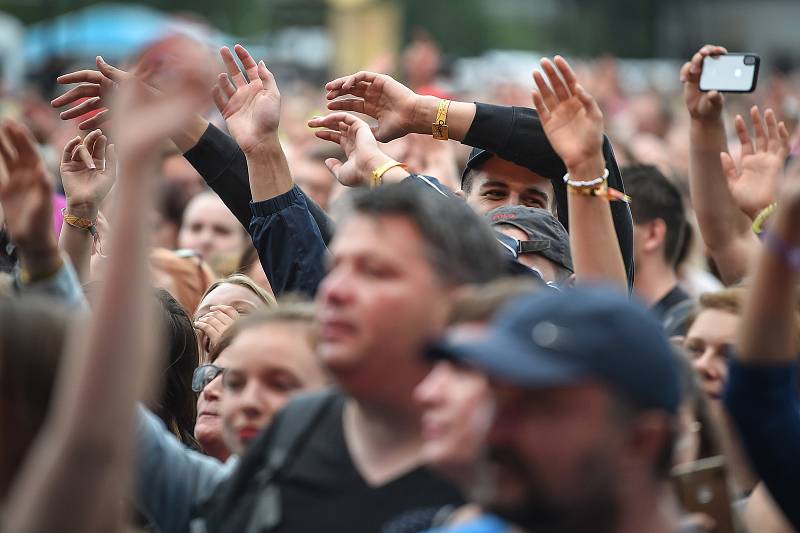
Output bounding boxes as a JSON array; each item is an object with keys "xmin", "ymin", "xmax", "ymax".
[
  {"xmin": 324, "ymin": 158, "xmax": 343, "ymax": 180},
  {"xmin": 96, "ymin": 56, "xmax": 127, "ymax": 83},
  {"xmin": 719, "ymin": 152, "xmax": 738, "ymax": 183}
]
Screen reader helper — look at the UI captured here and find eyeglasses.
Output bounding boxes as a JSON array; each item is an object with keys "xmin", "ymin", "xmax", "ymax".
[{"xmin": 192, "ymin": 364, "xmax": 226, "ymax": 393}]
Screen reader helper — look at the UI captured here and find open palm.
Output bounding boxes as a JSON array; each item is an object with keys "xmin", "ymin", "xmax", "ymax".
[
  {"xmin": 213, "ymin": 45, "xmax": 281, "ymax": 154},
  {"xmin": 532, "ymin": 57, "xmax": 604, "ymax": 170},
  {"xmin": 722, "ymin": 107, "xmax": 790, "ymax": 219},
  {"xmin": 325, "ymin": 72, "xmax": 418, "ymax": 143},
  {"xmin": 60, "ymin": 130, "xmax": 116, "ymax": 214},
  {"xmin": 308, "ymin": 112, "xmax": 390, "ymax": 187},
  {"xmin": 0, "ymin": 121, "xmax": 54, "ymax": 247}
]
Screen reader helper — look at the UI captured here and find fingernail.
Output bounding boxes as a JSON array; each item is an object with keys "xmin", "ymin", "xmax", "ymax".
[{"xmin": 97, "ymin": 55, "xmax": 104, "ymax": 63}]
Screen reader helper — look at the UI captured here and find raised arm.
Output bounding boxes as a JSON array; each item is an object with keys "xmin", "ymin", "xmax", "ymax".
[
  {"xmin": 531, "ymin": 56, "xmax": 626, "ymax": 289},
  {"xmin": 682, "ymin": 44, "xmax": 760, "ymax": 285},
  {"xmin": 52, "ymin": 54, "xmax": 337, "ymax": 244},
  {"xmin": 724, "ymin": 186, "xmax": 800, "ymax": 530},
  {"xmin": 326, "ymin": 69, "xmax": 634, "ymax": 288},
  {"xmin": 722, "ymin": 106, "xmax": 790, "ymax": 221},
  {"xmin": 3, "ymin": 53, "xmax": 207, "ymax": 533},
  {"xmin": 211, "ymin": 44, "xmax": 327, "ymax": 296},
  {"xmin": 58, "ymin": 129, "xmax": 116, "ymax": 283}
]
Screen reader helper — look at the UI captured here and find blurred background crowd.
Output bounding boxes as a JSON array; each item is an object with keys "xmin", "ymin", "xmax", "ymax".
[{"xmin": 3, "ymin": 0, "xmax": 800, "ymax": 292}]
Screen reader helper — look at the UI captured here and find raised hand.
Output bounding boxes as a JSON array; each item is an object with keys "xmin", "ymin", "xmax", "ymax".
[
  {"xmin": 681, "ymin": 45, "xmax": 728, "ymax": 122},
  {"xmin": 307, "ymin": 112, "xmax": 398, "ymax": 187},
  {"xmin": 194, "ymin": 305, "xmax": 240, "ymax": 355},
  {"xmin": 0, "ymin": 120, "xmax": 55, "ymax": 250},
  {"xmin": 60, "ymin": 129, "xmax": 117, "ymax": 219},
  {"xmin": 212, "ymin": 44, "xmax": 281, "ymax": 154},
  {"xmin": 721, "ymin": 106, "xmax": 790, "ymax": 219},
  {"xmin": 531, "ymin": 56, "xmax": 604, "ymax": 174},
  {"xmin": 325, "ymin": 71, "xmax": 421, "ymax": 143},
  {"xmin": 51, "ymin": 56, "xmax": 145, "ymax": 130}
]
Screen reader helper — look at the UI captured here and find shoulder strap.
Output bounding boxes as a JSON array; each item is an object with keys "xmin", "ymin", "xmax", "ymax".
[
  {"xmin": 202, "ymin": 388, "xmax": 339, "ymax": 533},
  {"xmin": 243, "ymin": 388, "xmax": 339, "ymax": 533},
  {"xmin": 263, "ymin": 387, "xmax": 339, "ymax": 476}
]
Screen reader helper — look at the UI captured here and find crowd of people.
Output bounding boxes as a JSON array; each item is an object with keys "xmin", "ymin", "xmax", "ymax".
[{"xmin": 1, "ymin": 29, "xmax": 799, "ymax": 533}]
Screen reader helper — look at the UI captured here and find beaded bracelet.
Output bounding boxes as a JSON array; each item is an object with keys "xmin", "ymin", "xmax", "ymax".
[{"xmin": 562, "ymin": 168, "xmax": 610, "ymax": 189}]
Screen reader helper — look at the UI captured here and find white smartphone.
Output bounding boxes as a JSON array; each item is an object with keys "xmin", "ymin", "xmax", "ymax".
[{"xmin": 699, "ymin": 54, "xmax": 760, "ymax": 93}]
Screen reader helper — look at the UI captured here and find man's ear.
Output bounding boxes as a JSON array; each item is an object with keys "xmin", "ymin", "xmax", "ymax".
[
  {"xmin": 642, "ymin": 219, "xmax": 667, "ymax": 254},
  {"xmin": 455, "ymin": 189, "xmax": 466, "ymax": 199}
]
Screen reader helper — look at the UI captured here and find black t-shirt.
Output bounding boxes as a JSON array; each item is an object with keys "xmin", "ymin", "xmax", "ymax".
[{"xmin": 205, "ymin": 391, "xmax": 463, "ymax": 533}]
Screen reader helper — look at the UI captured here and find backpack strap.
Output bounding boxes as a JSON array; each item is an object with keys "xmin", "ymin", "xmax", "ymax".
[
  {"xmin": 200, "ymin": 388, "xmax": 340, "ymax": 533},
  {"xmin": 244, "ymin": 388, "xmax": 339, "ymax": 532}
]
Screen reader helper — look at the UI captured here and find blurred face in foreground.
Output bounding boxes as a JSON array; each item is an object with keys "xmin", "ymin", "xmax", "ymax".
[
  {"xmin": 464, "ymin": 157, "xmax": 554, "ymax": 215},
  {"xmin": 316, "ymin": 214, "xmax": 452, "ymax": 396},
  {"xmin": 479, "ymin": 381, "xmax": 624, "ymax": 531},
  {"xmin": 414, "ymin": 358, "xmax": 492, "ymax": 487},
  {"xmin": 684, "ymin": 308, "xmax": 739, "ymax": 400},
  {"xmin": 219, "ymin": 322, "xmax": 328, "ymax": 454}
]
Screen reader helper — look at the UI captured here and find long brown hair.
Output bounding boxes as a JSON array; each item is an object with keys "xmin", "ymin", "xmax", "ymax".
[{"xmin": 0, "ymin": 298, "xmax": 71, "ymax": 499}]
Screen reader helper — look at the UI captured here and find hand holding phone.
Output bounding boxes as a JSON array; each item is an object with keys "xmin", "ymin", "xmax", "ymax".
[
  {"xmin": 672, "ymin": 456, "xmax": 736, "ymax": 533},
  {"xmin": 700, "ymin": 54, "xmax": 760, "ymax": 93}
]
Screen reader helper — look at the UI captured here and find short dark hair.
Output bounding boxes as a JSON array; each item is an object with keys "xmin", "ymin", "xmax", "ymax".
[
  {"xmin": 461, "ymin": 167, "xmax": 479, "ymax": 193},
  {"xmin": 346, "ymin": 182, "xmax": 505, "ymax": 285},
  {"xmin": 622, "ymin": 165, "xmax": 687, "ymax": 268}
]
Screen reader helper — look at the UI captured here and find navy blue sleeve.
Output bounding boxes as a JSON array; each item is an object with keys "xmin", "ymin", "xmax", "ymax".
[
  {"xmin": 183, "ymin": 123, "xmax": 336, "ymax": 245},
  {"xmin": 249, "ymin": 186, "xmax": 328, "ymax": 297},
  {"xmin": 724, "ymin": 360, "xmax": 800, "ymax": 530}
]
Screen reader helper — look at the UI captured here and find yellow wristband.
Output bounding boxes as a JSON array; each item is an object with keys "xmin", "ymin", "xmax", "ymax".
[
  {"xmin": 432, "ymin": 99, "xmax": 451, "ymax": 140},
  {"xmin": 752, "ymin": 202, "xmax": 778, "ymax": 235},
  {"xmin": 371, "ymin": 160, "xmax": 409, "ymax": 188}
]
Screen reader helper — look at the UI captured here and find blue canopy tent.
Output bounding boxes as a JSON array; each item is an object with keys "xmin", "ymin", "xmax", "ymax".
[{"xmin": 24, "ymin": 3, "xmax": 233, "ymax": 66}]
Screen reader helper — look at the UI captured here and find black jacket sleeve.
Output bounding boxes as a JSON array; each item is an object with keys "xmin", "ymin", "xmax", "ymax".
[
  {"xmin": 183, "ymin": 123, "xmax": 336, "ymax": 245},
  {"xmin": 462, "ymin": 103, "xmax": 635, "ymax": 289}
]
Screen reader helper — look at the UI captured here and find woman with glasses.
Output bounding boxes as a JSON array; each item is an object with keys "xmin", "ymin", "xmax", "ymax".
[
  {"xmin": 192, "ymin": 274, "xmax": 277, "ymax": 459},
  {"xmin": 135, "ymin": 304, "xmax": 329, "ymax": 533}
]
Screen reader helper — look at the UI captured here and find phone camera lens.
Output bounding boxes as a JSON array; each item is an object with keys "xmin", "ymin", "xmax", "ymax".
[{"xmin": 744, "ymin": 55, "xmax": 756, "ymax": 65}]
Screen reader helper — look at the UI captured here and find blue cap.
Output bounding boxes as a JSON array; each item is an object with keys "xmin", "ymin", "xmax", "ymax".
[{"xmin": 427, "ymin": 286, "xmax": 681, "ymax": 414}]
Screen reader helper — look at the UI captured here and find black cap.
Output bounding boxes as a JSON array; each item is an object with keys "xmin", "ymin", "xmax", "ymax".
[
  {"xmin": 427, "ymin": 287, "xmax": 681, "ymax": 414},
  {"xmin": 486, "ymin": 206, "xmax": 573, "ymax": 273}
]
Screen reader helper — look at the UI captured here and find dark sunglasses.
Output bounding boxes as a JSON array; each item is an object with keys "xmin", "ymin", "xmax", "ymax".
[{"xmin": 192, "ymin": 364, "xmax": 226, "ymax": 393}]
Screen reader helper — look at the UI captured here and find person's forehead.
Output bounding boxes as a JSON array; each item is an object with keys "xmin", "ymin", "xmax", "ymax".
[
  {"xmin": 201, "ymin": 283, "xmax": 261, "ymax": 308},
  {"xmin": 491, "ymin": 379, "xmax": 612, "ymax": 407},
  {"xmin": 475, "ymin": 158, "xmax": 552, "ymax": 189},
  {"xmin": 686, "ymin": 308, "xmax": 740, "ymax": 342},
  {"xmin": 224, "ymin": 323, "xmax": 314, "ymax": 371},
  {"xmin": 330, "ymin": 213, "xmax": 427, "ymax": 260},
  {"xmin": 184, "ymin": 194, "xmax": 237, "ymax": 223}
]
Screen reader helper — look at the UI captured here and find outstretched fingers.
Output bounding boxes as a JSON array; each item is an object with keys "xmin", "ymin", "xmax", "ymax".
[
  {"xmin": 79, "ymin": 109, "xmax": 110, "ymax": 131},
  {"xmin": 234, "ymin": 44, "xmax": 259, "ymax": 83},
  {"xmin": 734, "ymin": 115, "xmax": 754, "ymax": 156},
  {"xmin": 540, "ymin": 58, "xmax": 570, "ymax": 101},
  {"xmin": 220, "ymin": 46, "xmax": 246, "ymax": 88},
  {"xmin": 531, "ymin": 90, "xmax": 550, "ymax": 122},
  {"xmin": 59, "ymin": 96, "xmax": 104, "ymax": 120},
  {"xmin": 532, "ymin": 69, "xmax": 558, "ymax": 113},
  {"xmin": 750, "ymin": 106, "xmax": 768, "ymax": 152},
  {"xmin": 51, "ymin": 84, "xmax": 101, "ymax": 109},
  {"xmin": 327, "ymin": 98, "xmax": 366, "ymax": 114}
]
